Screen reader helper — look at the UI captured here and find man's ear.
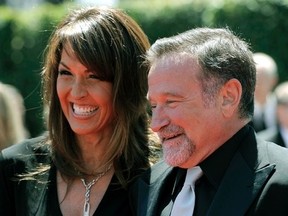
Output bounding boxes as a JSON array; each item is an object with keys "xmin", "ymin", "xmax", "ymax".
[{"xmin": 220, "ymin": 78, "xmax": 242, "ymax": 118}]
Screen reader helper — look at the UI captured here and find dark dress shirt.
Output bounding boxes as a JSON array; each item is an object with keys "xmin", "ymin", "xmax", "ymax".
[{"xmin": 195, "ymin": 126, "xmax": 248, "ymax": 215}]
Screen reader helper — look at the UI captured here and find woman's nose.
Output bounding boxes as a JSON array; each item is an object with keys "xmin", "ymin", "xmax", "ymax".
[{"xmin": 71, "ymin": 79, "xmax": 87, "ymax": 99}]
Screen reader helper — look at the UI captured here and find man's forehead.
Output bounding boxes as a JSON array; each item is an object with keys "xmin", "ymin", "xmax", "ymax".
[{"xmin": 148, "ymin": 53, "xmax": 199, "ymax": 78}]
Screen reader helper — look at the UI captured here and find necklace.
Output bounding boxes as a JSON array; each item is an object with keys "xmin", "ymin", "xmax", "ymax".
[{"xmin": 81, "ymin": 164, "xmax": 112, "ymax": 216}]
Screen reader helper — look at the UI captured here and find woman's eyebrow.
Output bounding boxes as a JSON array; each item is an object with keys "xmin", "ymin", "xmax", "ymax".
[{"xmin": 58, "ymin": 61, "xmax": 70, "ymax": 69}]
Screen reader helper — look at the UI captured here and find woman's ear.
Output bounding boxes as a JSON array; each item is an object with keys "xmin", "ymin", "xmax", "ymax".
[{"xmin": 220, "ymin": 78, "xmax": 242, "ymax": 118}]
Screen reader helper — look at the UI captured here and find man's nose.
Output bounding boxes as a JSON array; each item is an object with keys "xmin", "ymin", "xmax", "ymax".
[{"xmin": 150, "ymin": 106, "xmax": 169, "ymax": 132}]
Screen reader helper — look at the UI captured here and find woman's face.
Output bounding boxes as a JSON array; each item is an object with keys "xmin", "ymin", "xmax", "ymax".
[{"xmin": 57, "ymin": 47, "xmax": 115, "ymax": 137}]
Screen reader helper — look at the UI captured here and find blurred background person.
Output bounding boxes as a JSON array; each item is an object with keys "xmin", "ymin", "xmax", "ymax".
[
  {"xmin": 252, "ymin": 52, "xmax": 279, "ymax": 132},
  {"xmin": 0, "ymin": 82, "xmax": 29, "ymax": 150},
  {"xmin": 258, "ymin": 81, "xmax": 288, "ymax": 147}
]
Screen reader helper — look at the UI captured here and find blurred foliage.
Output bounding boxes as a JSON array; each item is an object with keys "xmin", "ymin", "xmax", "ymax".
[
  {"xmin": 122, "ymin": 0, "xmax": 288, "ymax": 84},
  {"xmin": 0, "ymin": 3, "xmax": 69, "ymax": 137},
  {"xmin": 0, "ymin": 0, "xmax": 287, "ymax": 137}
]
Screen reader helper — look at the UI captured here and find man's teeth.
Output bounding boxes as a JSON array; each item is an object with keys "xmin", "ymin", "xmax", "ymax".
[{"xmin": 73, "ymin": 104, "xmax": 98, "ymax": 115}]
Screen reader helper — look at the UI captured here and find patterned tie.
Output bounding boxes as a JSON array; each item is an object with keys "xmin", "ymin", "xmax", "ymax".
[{"xmin": 171, "ymin": 166, "xmax": 203, "ymax": 216}]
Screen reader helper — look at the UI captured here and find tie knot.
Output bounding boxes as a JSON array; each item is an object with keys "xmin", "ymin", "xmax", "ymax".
[{"xmin": 184, "ymin": 166, "xmax": 203, "ymax": 186}]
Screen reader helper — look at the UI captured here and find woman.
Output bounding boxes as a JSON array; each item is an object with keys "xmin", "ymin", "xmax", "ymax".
[{"xmin": 0, "ymin": 6, "xmax": 150, "ymax": 216}]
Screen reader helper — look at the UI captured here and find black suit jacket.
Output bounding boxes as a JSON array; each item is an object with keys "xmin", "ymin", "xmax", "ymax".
[
  {"xmin": 0, "ymin": 135, "xmax": 52, "ymax": 216},
  {"xmin": 129, "ymin": 126, "xmax": 288, "ymax": 216}
]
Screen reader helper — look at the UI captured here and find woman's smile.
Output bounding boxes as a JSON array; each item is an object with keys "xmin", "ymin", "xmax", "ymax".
[{"xmin": 72, "ymin": 103, "xmax": 99, "ymax": 117}]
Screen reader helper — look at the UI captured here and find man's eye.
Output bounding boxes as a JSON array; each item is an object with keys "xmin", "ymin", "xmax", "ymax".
[
  {"xmin": 167, "ymin": 100, "xmax": 176, "ymax": 104},
  {"xmin": 150, "ymin": 104, "xmax": 157, "ymax": 109},
  {"xmin": 167, "ymin": 100, "xmax": 179, "ymax": 107},
  {"xmin": 58, "ymin": 70, "xmax": 71, "ymax": 76}
]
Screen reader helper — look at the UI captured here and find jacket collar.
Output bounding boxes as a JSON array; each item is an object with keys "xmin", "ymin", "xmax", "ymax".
[
  {"xmin": 25, "ymin": 166, "xmax": 52, "ymax": 215},
  {"xmin": 206, "ymin": 151, "xmax": 274, "ymax": 215},
  {"xmin": 205, "ymin": 126, "xmax": 275, "ymax": 215}
]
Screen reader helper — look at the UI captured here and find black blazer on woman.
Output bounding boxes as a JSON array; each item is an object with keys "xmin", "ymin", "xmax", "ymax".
[{"xmin": 0, "ymin": 135, "xmax": 131, "ymax": 216}]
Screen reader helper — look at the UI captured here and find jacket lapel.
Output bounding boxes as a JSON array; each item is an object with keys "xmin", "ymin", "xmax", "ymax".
[
  {"xmin": 23, "ymin": 166, "xmax": 52, "ymax": 216},
  {"xmin": 207, "ymin": 151, "xmax": 275, "ymax": 216},
  {"xmin": 135, "ymin": 162, "xmax": 179, "ymax": 216},
  {"xmin": 159, "ymin": 167, "xmax": 185, "ymax": 216},
  {"xmin": 142, "ymin": 181, "xmax": 173, "ymax": 216}
]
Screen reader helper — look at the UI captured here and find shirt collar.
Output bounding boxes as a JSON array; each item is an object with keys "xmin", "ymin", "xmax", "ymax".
[{"xmin": 199, "ymin": 124, "xmax": 250, "ymax": 188}]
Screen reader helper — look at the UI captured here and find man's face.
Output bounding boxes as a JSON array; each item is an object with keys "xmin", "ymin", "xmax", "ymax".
[{"xmin": 148, "ymin": 54, "xmax": 223, "ymax": 168}]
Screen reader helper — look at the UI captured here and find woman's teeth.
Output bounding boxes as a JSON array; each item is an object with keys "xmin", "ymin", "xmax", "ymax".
[{"xmin": 73, "ymin": 104, "xmax": 98, "ymax": 116}]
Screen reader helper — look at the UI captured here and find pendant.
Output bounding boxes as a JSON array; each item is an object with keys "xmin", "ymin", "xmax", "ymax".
[{"xmin": 83, "ymin": 201, "xmax": 90, "ymax": 216}]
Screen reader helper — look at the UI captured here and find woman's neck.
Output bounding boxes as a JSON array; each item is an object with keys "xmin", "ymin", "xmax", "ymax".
[{"xmin": 76, "ymin": 133, "xmax": 112, "ymax": 174}]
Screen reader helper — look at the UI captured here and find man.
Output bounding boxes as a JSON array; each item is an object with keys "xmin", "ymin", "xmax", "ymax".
[
  {"xmin": 258, "ymin": 81, "xmax": 288, "ymax": 148},
  {"xmin": 252, "ymin": 52, "xmax": 278, "ymax": 132},
  {"xmin": 129, "ymin": 27, "xmax": 288, "ymax": 216}
]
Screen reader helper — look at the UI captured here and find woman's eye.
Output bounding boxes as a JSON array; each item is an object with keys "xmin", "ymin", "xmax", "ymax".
[
  {"xmin": 89, "ymin": 74, "xmax": 100, "ymax": 79},
  {"xmin": 58, "ymin": 70, "xmax": 71, "ymax": 76}
]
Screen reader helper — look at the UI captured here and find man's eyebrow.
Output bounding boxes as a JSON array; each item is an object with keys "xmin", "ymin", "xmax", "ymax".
[{"xmin": 147, "ymin": 91, "xmax": 183, "ymax": 101}]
